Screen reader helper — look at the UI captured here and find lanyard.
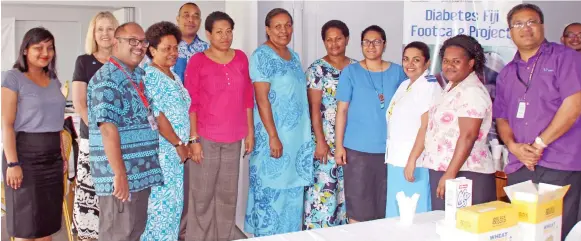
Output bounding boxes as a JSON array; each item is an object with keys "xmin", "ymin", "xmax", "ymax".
[
  {"xmin": 515, "ymin": 53, "xmax": 542, "ymax": 94},
  {"xmin": 109, "ymin": 58, "xmax": 150, "ymax": 109}
]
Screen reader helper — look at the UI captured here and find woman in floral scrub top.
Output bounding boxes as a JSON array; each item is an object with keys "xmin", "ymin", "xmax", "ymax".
[
  {"xmin": 422, "ymin": 35, "xmax": 496, "ymax": 210},
  {"xmin": 304, "ymin": 20, "xmax": 356, "ymax": 229}
]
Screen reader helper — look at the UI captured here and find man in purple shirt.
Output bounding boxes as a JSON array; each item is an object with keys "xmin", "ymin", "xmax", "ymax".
[
  {"xmin": 494, "ymin": 4, "xmax": 581, "ymax": 239},
  {"xmin": 561, "ymin": 22, "xmax": 581, "ymax": 53}
]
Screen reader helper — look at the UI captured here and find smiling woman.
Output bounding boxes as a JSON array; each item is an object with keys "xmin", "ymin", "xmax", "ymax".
[
  {"xmin": 71, "ymin": 12, "xmax": 119, "ymax": 241},
  {"xmin": 244, "ymin": 8, "xmax": 314, "ymax": 237},
  {"xmin": 2, "ymin": 27, "xmax": 66, "ymax": 241},
  {"xmin": 334, "ymin": 25, "xmax": 406, "ymax": 223}
]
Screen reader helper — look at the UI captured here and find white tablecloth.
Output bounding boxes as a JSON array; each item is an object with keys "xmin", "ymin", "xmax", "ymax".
[{"xmin": 238, "ymin": 211, "xmax": 444, "ymax": 241}]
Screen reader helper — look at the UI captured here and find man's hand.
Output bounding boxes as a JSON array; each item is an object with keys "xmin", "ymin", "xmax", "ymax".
[
  {"xmin": 508, "ymin": 142, "xmax": 541, "ymax": 171},
  {"xmin": 113, "ymin": 174, "xmax": 130, "ymax": 202}
]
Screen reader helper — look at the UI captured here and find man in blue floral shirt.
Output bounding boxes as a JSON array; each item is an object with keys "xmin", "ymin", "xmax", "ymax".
[
  {"xmin": 173, "ymin": 2, "xmax": 209, "ymax": 82},
  {"xmin": 87, "ymin": 22, "xmax": 163, "ymax": 241}
]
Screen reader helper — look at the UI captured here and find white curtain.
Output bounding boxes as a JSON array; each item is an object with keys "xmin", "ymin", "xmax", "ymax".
[{"xmin": 2, "ymin": 17, "xmax": 16, "ymax": 72}]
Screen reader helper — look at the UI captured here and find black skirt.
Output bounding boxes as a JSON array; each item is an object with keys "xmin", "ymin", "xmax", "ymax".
[{"xmin": 2, "ymin": 132, "xmax": 64, "ymax": 238}]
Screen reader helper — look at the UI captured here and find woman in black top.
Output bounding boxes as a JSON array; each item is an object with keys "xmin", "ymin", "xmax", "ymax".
[{"xmin": 71, "ymin": 11, "xmax": 118, "ymax": 241}]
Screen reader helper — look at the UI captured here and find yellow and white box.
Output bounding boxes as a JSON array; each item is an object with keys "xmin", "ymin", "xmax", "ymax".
[
  {"xmin": 445, "ymin": 177, "xmax": 473, "ymax": 224},
  {"xmin": 504, "ymin": 181, "xmax": 570, "ymax": 241},
  {"xmin": 454, "ymin": 201, "xmax": 519, "ymax": 241}
]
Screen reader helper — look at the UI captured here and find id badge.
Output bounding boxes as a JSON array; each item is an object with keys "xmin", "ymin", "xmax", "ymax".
[
  {"xmin": 147, "ymin": 108, "xmax": 158, "ymax": 130},
  {"xmin": 516, "ymin": 101, "xmax": 526, "ymax": 119}
]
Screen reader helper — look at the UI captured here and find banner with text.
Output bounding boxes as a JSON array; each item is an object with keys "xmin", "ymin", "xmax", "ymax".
[{"xmin": 403, "ymin": 0, "xmax": 522, "ymax": 98}]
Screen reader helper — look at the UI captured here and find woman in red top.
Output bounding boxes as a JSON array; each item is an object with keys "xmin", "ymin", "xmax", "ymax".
[{"xmin": 183, "ymin": 11, "xmax": 254, "ymax": 241}]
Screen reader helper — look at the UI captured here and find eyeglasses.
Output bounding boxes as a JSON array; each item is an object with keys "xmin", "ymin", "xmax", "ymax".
[
  {"xmin": 510, "ymin": 20, "xmax": 541, "ymax": 29},
  {"xmin": 116, "ymin": 37, "xmax": 149, "ymax": 47},
  {"xmin": 361, "ymin": 39, "xmax": 384, "ymax": 47},
  {"xmin": 564, "ymin": 32, "xmax": 581, "ymax": 39}
]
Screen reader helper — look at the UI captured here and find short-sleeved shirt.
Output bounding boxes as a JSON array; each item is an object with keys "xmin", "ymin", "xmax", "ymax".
[
  {"xmin": 493, "ymin": 41, "xmax": 581, "ymax": 173},
  {"xmin": 423, "ymin": 72, "xmax": 494, "ymax": 174},
  {"xmin": 386, "ymin": 72, "xmax": 442, "ymax": 167},
  {"xmin": 87, "ymin": 56, "xmax": 163, "ymax": 196},
  {"xmin": 174, "ymin": 36, "xmax": 209, "ymax": 82},
  {"xmin": 184, "ymin": 50, "xmax": 254, "ymax": 143},
  {"xmin": 72, "ymin": 54, "xmax": 104, "ymax": 139},
  {"xmin": 306, "ymin": 58, "xmax": 357, "ymax": 154},
  {"xmin": 1, "ymin": 69, "xmax": 65, "ymax": 133},
  {"xmin": 335, "ymin": 62, "xmax": 406, "ymax": 154}
]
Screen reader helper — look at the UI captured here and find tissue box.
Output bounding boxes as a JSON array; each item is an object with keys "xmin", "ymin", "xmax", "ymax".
[
  {"xmin": 504, "ymin": 181, "xmax": 570, "ymax": 241},
  {"xmin": 445, "ymin": 177, "xmax": 473, "ymax": 224}
]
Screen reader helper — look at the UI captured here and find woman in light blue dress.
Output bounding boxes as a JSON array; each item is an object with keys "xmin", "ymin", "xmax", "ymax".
[
  {"xmin": 244, "ymin": 8, "xmax": 314, "ymax": 237},
  {"xmin": 304, "ymin": 20, "xmax": 356, "ymax": 229},
  {"xmin": 141, "ymin": 22, "xmax": 191, "ymax": 241}
]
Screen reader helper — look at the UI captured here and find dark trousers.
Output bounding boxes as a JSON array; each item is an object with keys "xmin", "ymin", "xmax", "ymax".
[
  {"xmin": 429, "ymin": 170, "xmax": 496, "ymax": 211},
  {"xmin": 508, "ymin": 166, "xmax": 581, "ymax": 240}
]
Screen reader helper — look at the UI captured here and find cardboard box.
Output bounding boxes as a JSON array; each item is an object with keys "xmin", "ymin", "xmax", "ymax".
[
  {"xmin": 445, "ymin": 177, "xmax": 473, "ymax": 225},
  {"xmin": 436, "ymin": 201, "xmax": 519, "ymax": 241},
  {"xmin": 504, "ymin": 181, "xmax": 570, "ymax": 241}
]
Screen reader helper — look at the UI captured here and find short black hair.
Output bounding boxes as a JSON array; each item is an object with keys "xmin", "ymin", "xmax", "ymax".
[
  {"xmin": 178, "ymin": 2, "xmax": 199, "ymax": 15},
  {"xmin": 563, "ymin": 22, "xmax": 581, "ymax": 36},
  {"xmin": 205, "ymin": 11, "xmax": 234, "ymax": 32},
  {"xmin": 506, "ymin": 3, "xmax": 544, "ymax": 27},
  {"xmin": 361, "ymin": 25, "xmax": 386, "ymax": 42},
  {"xmin": 265, "ymin": 8, "xmax": 293, "ymax": 27},
  {"xmin": 403, "ymin": 41, "xmax": 431, "ymax": 62},
  {"xmin": 114, "ymin": 22, "xmax": 142, "ymax": 37},
  {"xmin": 13, "ymin": 27, "xmax": 57, "ymax": 78},
  {"xmin": 321, "ymin": 20, "xmax": 349, "ymax": 40},
  {"xmin": 439, "ymin": 34, "xmax": 486, "ymax": 75},
  {"xmin": 145, "ymin": 21, "xmax": 182, "ymax": 59},
  {"xmin": 265, "ymin": 8, "xmax": 293, "ymax": 40}
]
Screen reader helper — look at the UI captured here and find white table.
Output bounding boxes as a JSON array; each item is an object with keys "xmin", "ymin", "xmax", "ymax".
[{"xmin": 238, "ymin": 211, "xmax": 444, "ymax": 241}]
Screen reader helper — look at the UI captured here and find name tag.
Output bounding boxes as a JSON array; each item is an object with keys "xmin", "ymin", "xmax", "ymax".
[
  {"xmin": 147, "ymin": 108, "xmax": 158, "ymax": 130},
  {"xmin": 516, "ymin": 101, "xmax": 526, "ymax": 119}
]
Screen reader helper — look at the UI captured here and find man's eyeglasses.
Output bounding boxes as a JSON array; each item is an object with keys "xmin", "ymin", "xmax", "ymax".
[
  {"xmin": 510, "ymin": 20, "xmax": 541, "ymax": 29},
  {"xmin": 564, "ymin": 32, "xmax": 581, "ymax": 39},
  {"xmin": 361, "ymin": 39, "xmax": 384, "ymax": 47},
  {"xmin": 116, "ymin": 37, "xmax": 149, "ymax": 47}
]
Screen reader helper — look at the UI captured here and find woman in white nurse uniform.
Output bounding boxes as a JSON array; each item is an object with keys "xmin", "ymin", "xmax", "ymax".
[{"xmin": 385, "ymin": 41, "xmax": 442, "ymax": 217}]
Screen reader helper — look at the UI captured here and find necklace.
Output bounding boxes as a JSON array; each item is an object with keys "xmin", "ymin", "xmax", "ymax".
[
  {"xmin": 363, "ymin": 60, "xmax": 385, "ymax": 109},
  {"xmin": 387, "ymin": 83, "xmax": 413, "ymax": 120}
]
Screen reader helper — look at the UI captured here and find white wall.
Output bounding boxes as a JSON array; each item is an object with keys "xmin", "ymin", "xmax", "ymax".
[
  {"xmin": 525, "ymin": 1, "xmax": 581, "ymax": 43},
  {"xmin": 301, "ymin": 1, "xmax": 404, "ymax": 68}
]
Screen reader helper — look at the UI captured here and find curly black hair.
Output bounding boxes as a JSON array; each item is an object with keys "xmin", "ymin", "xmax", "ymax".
[
  {"xmin": 439, "ymin": 34, "xmax": 486, "ymax": 75},
  {"xmin": 321, "ymin": 20, "xmax": 349, "ymax": 40},
  {"xmin": 145, "ymin": 21, "xmax": 182, "ymax": 59},
  {"xmin": 205, "ymin": 11, "xmax": 235, "ymax": 32}
]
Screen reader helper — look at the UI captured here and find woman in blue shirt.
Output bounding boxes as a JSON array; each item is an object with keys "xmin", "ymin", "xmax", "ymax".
[{"xmin": 335, "ymin": 25, "xmax": 406, "ymax": 223}]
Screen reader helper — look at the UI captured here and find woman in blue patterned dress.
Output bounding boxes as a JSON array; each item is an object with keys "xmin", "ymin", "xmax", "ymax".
[
  {"xmin": 141, "ymin": 21, "xmax": 191, "ymax": 241},
  {"xmin": 244, "ymin": 8, "xmax": 315, "ymax": 237},
  {"xmin": 304, "ymin": 20, "xmax": 356, "ymax": 229}
]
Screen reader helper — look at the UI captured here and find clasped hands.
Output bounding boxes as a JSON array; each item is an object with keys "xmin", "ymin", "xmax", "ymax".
[{"xmin": 508, "ymin": 142, "xmax": 544, "ymax": 171}]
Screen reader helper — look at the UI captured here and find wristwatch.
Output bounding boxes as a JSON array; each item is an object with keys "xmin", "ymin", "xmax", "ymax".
[
  {"xmin": 188, "ymin": 136, "xmax": 200, "ymax": 144},
  {"xmin": 7, "ymin": 162, "xmax": 21, "ymax": 168},
  {"xmin": 173, "ymin": 140, "xmax": 184, "ymax": 147},
  {"xmin": 535, "ymin": 136, "xmax": 547, "ymax": 148}
]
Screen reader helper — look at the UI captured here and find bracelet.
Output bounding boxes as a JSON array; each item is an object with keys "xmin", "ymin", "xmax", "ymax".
[
  {"xmin": 188, "ymin": 136, "xmax": 200, "ymax": 144},
  {"xmin": 7, "ymin": 162, "xmax": 21, "ymax": 168}
]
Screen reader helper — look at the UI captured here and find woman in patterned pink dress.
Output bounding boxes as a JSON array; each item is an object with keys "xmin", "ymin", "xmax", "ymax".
[{"xmin": 419, "ymin": 35, "xmax": 496, "ymax": 210}]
